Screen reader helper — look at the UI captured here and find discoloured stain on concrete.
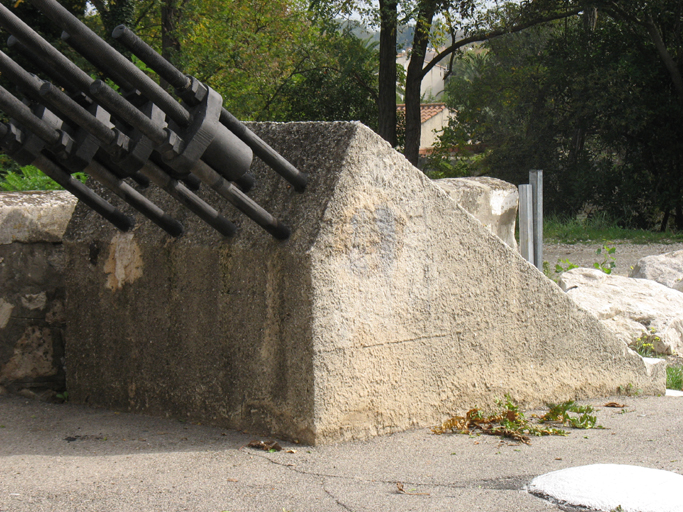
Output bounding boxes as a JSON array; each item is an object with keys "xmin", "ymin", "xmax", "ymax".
[
  {"xmin": 0, "ymin": 299, "xmax": 13, "ymax": 329},
  {"xmin": 104, "ymin": 233, "xmax": 143, "ymax": 290},
  {"xmin": 21, "ymin": 292, "xmax": 47, "ymax": 311},
  {"xmin": 0, "ymin": 327, "xmax": 56, "ymax": 383}
]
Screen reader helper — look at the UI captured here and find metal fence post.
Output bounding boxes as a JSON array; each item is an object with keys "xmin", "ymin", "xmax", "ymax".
[
  {"xmin": 529, "ymin": 170, "xmax": 543, "ymax": 270},
  {"xmin": 518, "ymin": 184, "xmax": 534, "ymax": 266}
]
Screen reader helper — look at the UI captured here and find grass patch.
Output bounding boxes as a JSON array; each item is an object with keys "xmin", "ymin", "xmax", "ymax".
[
  {"xmin": 1, "ymin": 165, "xmax": 87, "ymax": 191},
  {"xmin": 667, "ymin": 365, "xmax": 683, "ymax": 391},
  {"xmin": 544, "ymin": 214, "xmax": 683, "ymax": 244}
]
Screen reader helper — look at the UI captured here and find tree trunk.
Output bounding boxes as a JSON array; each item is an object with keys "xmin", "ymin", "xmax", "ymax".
[
  {"xmin": 161, "ymin": 0, "xmax": 181, "ymax": 89},
  {"xmin": 377, "ymin": 0, "xmax": 398, "ymax": 146},
  {"xmin": 404, "ymin": 0, "xmax": 438, "ymax": 166},
  {"xmin": 660, "ymin": 210, "xmax": 670, "ymax": 232}
]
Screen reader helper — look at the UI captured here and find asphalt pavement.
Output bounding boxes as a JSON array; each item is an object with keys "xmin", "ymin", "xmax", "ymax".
[{"xmin": 1, "ymin": 393, "xmax": 681, "ymax": 512}]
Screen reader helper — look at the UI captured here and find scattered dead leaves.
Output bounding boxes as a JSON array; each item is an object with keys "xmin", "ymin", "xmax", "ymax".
[
  {"xmin": 433, "ymin": 396, "xmax": 570, "ymax": 445},
  {"xmin": 247, "ymin": 440, "xmax": 282, "ymax": 452},
  {"xmin": 432, "ymin": 408, "xmax": 563, "ymax": 445},
  {"xmin": 246, "ymin": 440, "xmax": 297, "ymax": 453}
]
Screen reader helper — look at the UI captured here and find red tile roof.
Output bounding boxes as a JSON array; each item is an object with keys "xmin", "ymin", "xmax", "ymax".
[{"xmin": 396, "ymin": 103, "xmax": 447, "ymax": 124}]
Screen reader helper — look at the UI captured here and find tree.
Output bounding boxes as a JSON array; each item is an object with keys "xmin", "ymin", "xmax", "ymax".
[
  {"xmin": 593, "ymin": 1, "xmax": 683, "ymax": 104},
  {"xmin": 311, "ymin": 0, "xmax": 586, "ymax": 165},
  {"xmin": 273, "ymin": 32, "xmax": 379, "ymax": 128},
  {"xmin": 435, "ymin": 5, "xmax": 683, "ymax": 227}
]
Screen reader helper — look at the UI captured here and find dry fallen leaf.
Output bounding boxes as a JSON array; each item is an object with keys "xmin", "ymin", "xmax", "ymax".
[
  {"xmin": 247, "ymin": 440, "xmax": 282, "ymax": 452},
  {"xmin": 285, "ymin": 449, "xmax": 297, "ymax": 453},
  {"xmin": 604, "ymin": 402, "xmax": 627, "ymax": 408},
  {"xmin": 396, "ymin": 482, "xmax": 429, "ymax": 496}
]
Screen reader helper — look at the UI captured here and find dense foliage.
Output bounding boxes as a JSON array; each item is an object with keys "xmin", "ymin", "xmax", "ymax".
[{"xmin": 432, "ymin": 5, "xmax": 683, "ymax": 228}]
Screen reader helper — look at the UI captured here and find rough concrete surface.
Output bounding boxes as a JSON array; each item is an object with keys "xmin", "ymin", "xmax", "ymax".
[
  {"xmin": 62, "ymin": 122, "xmax": 663, "ymax": 445},
  {"xmin": 0, "ymin": 394, "xmax": 681, "ymax": 512}
]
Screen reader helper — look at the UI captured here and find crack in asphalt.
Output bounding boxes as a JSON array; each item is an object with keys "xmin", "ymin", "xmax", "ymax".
[
  {"xmin": 248, "ymin": 451, "xmax": 535, "ymax": 494},
  {"xmin": 322, "ymin": 485, "xmax": 356, "ymax": 512}
]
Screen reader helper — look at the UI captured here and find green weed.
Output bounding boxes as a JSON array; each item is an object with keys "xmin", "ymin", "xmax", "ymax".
[
  {"xmin": 539, "ymin": 401, "xmax": 602, "ymax": 429},
  {"xmin": 594, "ymin": 245, "xmax": 616, "ymax": 274},
  {"xmin": 544, "ymin": 244, "xmax": 617, "ymax": 281},
  {"xmin": 433, "ymin": 394, "xmax": 571, "ymax": 445},
  {"xmin": 667, "ymin": 365, "xmax": 683, "ymax": 391},
  {"xmin": 617, "ymin": 383, "xmax": 642, "ymax": 397},
  {"xmin": 0, "ymin": 165, "xmax": 87, "ymax": 191},
  {"xmin": 629, "ymin": 328, "xmax": 663, "ymax": 358}
]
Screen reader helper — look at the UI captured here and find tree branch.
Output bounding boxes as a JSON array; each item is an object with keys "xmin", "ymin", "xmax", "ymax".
[
  {"xmin": 421, "ymin": 7, "xmax": 583, "ymax": 79},
  {"xmin": 133, "ymin": 0, "xmax": 155, "ymax": 30},
  {"xmin": 645, "ymin": 15, "xmax": 683, "ymax": 102},
  {"xmin": 89, "ymin": 0, "xmax": 108, "ymax": 17}
]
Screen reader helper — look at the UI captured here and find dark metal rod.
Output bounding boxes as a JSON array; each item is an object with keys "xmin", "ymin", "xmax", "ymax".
[
  {"xmin": 139, "ymin": 160, "xmax": 237, "ymax": 237},
  {"xmin": 0, "ymin": 48, "xmax": 44, "ymax": 101},
  {"xmin": 31, "ymin": 152, "xmax": 134, "ymax": 231},
  {"xmin": 7, "ymin": 35, "xmax": 81, "ymax": 95},
  {"xmin": 0, "ymin": 85, "xmax": 61, "ymax": 145},
  {"xmin": 219, "ymin": 109, "xmax": 308, "ymax": 192},
  {"xmin": 61, "ymin": 31, "xmax": 137, "ymax": 93},
  {"xmin": 0, "ymin": 2, "xmax": 93, "ymax": 94},
  {"xmin": 0, "ymin": 87, "xmax": 181, "ymax": 235},
  {"xmin": 89, "ymin": 80, "xmax": 166, "ymax": 145},
  {"xmin": 27, "ymin": 0, "xmax": 191, "ymax": 127},
  {"xmin": 110, "ymin": 25, "xmax": 307, "ymax": 192},
  {"xmin": 191, "ymin": 160, "xmax": 290, "ymax": 239},
  {"xmin": 92, "ymin": 81, "xmax": 283, "ymax": 237},
  {"xmin": 86, "ymin": 159, "xmax": 184, "ymax": 237},
  {"xmin": 40, "ymin": 83, "xmax": 117, "ymax": 146},
  {"xmin": 112, "ymin": 25, "xmax": 189, "ymax": 91}
]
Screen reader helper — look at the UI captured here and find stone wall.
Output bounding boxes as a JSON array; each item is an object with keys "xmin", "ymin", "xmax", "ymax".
[
  {"xmin": 0, "ymin": 191, "xmax": 77, "ymax": 398},
  {"xmin": 60, "ymin": 122, "xmax": 663, "ymax": 444}
]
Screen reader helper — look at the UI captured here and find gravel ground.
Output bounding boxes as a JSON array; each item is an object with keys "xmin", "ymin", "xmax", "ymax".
[{"xmin": 544, "ymin": 241, "xmax": 683, "ymax": 277}]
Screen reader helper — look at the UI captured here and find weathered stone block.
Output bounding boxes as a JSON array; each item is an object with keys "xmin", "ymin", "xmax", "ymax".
[
  {"xmin": 63, "ymin": 122, "xmax": 663, "ymax": 444},
  {"xmin": 0, "ymin": 191, "xmax": 76, "ymax": 244},
  {"xmin": 0, "ymin": 192, "xmax": 71, "ymax": 393},
  {"xmin": 434, "ymin": 177, "xmax": 519, "ymax": 250}
]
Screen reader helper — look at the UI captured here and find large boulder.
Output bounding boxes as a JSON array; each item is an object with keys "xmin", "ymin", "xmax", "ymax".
[
  {"xmin": 559, "ymin": 267, "xmax": 683, "ymax": 355},
  {"xmin": 630, "ymin": 250, "xmax": 683, "ymax": 291},
  {"xmin": 434, "ymin": 177, "xmax": 518, "ymax": 250}
]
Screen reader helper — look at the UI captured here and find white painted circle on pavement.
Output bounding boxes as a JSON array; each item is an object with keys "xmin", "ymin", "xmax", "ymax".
[{"xmin": 528, "ymin": 464, "xmax": 683, "ymax": 512}]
